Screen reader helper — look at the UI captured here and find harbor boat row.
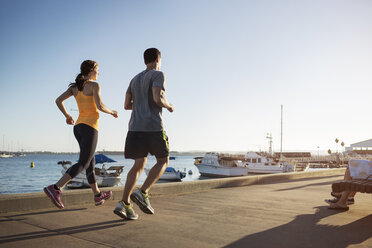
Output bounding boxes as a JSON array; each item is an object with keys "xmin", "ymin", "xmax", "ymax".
[
  {"xmin": 194, "ymin": 152, "xmax": 295, "ymax": 177},
  {"xmin": 0, "ymin": 152, "xmax": 26, "ymax": 158},
  {"xmin": 56, "ymin": 151, "xmax": 305, "ymax": 189},
  {"xmin": 58, "ymin": 155, "xmax": 201, "ymax": 189}
]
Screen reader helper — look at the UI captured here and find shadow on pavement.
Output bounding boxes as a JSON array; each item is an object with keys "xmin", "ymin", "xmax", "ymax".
[
  {"xmin": 223, "ymin": 206, "xmax": 372, "ymax": 248},
  {"xmin": 0, "ymin": 219, "xmax": 125, "ymax": 244},
  {"xmin": 274, "ymin": 180, "xmax": 337, "ymax": 192},
  {"xmin": 2, "ymin": 208, "xmax": 88, "ymax": 219}
]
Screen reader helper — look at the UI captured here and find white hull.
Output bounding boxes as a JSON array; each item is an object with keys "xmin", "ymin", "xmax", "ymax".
[
  {"xmin": 145, "ymin": 166, "xmax": 201, "ymax": 181},
  {"xmin": 62, "ymin": 167, "xmax": 122, "ymax": 188},
  {"xmin": 247, "ymin": 166, "xmax": 284, "ymax": 174},
  {"xmin": 0, "ymin": 154, "xmax": 14, "ymax": 158},
  {"xmin": 160, "ymin": 170, "xmax": 181, "ymax": 180},
  {"xmin": 68, "ymin": 176, "xmax": 121, "ymax": 188},
  {"xmin": 196, "ymin": 164, "xmax": 249, "ymax": 177}
]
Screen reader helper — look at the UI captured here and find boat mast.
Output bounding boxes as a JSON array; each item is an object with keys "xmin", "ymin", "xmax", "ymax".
[
  {"xmin": 280, "ymin": 104, "xmax": 283, "ymax": 161},
  {"xmin": 266, "ymin": 133, "xmax": 273, "ymax": 155}
]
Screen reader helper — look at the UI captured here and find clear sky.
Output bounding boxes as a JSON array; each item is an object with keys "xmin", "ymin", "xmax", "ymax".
[{"xmin": 0, "ymin": 0, "xmax": 371, "ymax": 153}]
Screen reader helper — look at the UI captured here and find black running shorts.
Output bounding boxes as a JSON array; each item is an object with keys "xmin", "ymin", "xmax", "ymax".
[{"xmin": 124, "ymin": 131, "xmax": 169, "ymax": 159}]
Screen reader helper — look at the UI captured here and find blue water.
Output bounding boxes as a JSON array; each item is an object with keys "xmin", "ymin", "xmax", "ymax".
[{"xmin": 0, "ymin": 154, "xmax": 199, "ymax": 194}]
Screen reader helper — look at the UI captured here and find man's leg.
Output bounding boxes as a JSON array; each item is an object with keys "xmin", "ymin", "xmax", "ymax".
[
  {"xmin": 129, "ymin": 157, "xmax": 168, "ymax": 215},
  {"xmin": 141, "ymin": 157, "xmax": 169, "ymax": 194},
  {"xmin": 121, "ymin": 157, "xmax": 147, "ymax": 204},
  {"xmin": 130, "ymin": 131, "xmax": 169, "ymax": 214}
]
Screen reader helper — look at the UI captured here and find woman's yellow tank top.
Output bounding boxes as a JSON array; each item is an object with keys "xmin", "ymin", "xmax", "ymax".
[{"xmin": 75, "ymin": 91, "xmax": 99, "ymax": 130}]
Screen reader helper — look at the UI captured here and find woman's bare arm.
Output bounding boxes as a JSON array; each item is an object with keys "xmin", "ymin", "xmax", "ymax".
[
  {"xmin": 92, "ymin": 82, "xmax": 118, "ymax": 117},
  {"xmin": 56, "ymin": 87, "xmax": 74, "ymax": 124}
]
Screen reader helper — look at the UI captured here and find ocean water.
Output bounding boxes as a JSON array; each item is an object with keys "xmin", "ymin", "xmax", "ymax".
[{"xmin": 0, "ymin": 154, "xmax": 199, "ymax": 194}]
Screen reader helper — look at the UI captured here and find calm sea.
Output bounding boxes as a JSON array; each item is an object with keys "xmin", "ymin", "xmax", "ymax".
[{"xmin": 0, "ymin": 154, "xmax": 199, "ymax": 194}]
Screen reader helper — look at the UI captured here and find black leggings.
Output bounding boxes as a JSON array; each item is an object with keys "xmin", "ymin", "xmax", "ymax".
[{"xmin": 66, "ymin": 124, "xmax": 98, "ymax": 184}]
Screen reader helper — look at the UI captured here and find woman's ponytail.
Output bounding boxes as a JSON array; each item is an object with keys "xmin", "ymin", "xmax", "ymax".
[{"xmin": 68, "ymin": 60, "xmax": 98, "ymax": 91}]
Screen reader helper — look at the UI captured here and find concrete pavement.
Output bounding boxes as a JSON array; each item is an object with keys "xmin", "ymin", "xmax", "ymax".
[{"xmin": 1, "ymin": 170, "xmax": 372, "ymax": 247}]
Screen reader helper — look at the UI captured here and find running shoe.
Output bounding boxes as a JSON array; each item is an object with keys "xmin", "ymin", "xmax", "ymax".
[
  {"xmin": 44, "ymin": 184, "xmax": 64, "ymax": 209},
  {"xmin": 94, "ymin": 190, "xmax": 112, "ymax": 206},
  {"xmin": 113, "ymin": 201, "xmax": 138, "ymax": 220},
  {"xmin": 130, "ymin": 188, "xmax": 154, "ymax": 214}
]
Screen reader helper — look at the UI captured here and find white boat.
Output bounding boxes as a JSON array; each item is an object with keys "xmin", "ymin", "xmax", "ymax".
[
  {"xmin": 58, "ymin": 159, "xmax": 124, "ymax": 189},
  {"xmin": 194, "ymin": 153, "xmax": 249, "ymax": 177},
  {"xmin": 195, "ymin": 152, "xmax": 295, "ymax": 177},
  {"xmin": 0, "ymin": 153, "xmax": 14, "ymax": 158},
  {"xmin": 145, "ymin": 157, "xmax": 201, "ymax": 181},
  {"xmin": 243, "ymin": 152, "xmax": 294, "ymax": 174}
]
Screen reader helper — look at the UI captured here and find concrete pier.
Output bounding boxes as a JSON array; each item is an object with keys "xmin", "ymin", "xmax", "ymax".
[{"xmin": 1, "ymin": 169, "xmax": 372, "ymax": 248}]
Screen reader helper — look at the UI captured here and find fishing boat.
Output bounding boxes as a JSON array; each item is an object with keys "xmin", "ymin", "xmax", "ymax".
[
  {"xmin": 243, "ymin": 151, "xmax": 295, "ymax": 174},
  {"xmin": 194, "ymin": 153, "xmax": 249, "ymax": 177},
  {"xmin": 58, "ymin": 154, "xmax": 124, "ymax": 188}
]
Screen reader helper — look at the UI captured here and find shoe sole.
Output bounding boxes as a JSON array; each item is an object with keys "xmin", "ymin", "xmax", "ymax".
[
  {"xmin": 44, "ymin": 187, "xmax": 64, "ymax": 209},
  {"xmin": 113, "ymin": 209, "xmax": 138, "ymax": 220},
  {"xmin": 130, "ymin": 194, "xmax": 154, "ymax": 214}
]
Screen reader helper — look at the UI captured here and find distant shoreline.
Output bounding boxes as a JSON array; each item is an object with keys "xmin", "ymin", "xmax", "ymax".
[{"xmin": 0, "ymin": 151, "xmax": 208, "ymax": 156}]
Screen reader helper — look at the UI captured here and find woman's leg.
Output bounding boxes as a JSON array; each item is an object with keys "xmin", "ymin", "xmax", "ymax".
[
  {"xmin": 65, "ymin": 124, "xmax": 98, "ymax": 187},
  {"xmin": 86, "ymin": 156, "xmax": 100, "ymax": 195},
  {"xmin": 55, "ymin": 173, "xmax": 72, "ymax": 189},
  {"xmin": 54, "ymin": 125, "xmax": 84, "ymax": 189}
]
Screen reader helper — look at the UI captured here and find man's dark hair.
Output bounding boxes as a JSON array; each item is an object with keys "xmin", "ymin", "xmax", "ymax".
[{"xmin": 144, "ymin": 48, "xmax": 161, "ymax": 64}]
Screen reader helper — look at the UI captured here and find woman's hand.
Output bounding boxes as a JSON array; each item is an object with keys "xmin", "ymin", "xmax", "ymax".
[
  {"xmin": 66, "ymin": 115, "xmax": 75, "ymax": 125},
  {"xmin": 167, "ymin": 104, "xmax": 174, "ymax": 113},
  {"xmin": 111, "ymin": 110, "xmax": 118, "ymax": 118}
]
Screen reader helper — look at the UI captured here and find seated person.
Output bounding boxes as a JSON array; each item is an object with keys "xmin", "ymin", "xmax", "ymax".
[{"xmin": 325, "ymin": 166, "xmax": 356, "ymax": 210}]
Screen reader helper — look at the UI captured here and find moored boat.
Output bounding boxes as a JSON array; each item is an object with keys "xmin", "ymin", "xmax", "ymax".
[
  {"xmin": 194, "ymin": 153, "xmax": 249, "ymax": 177},
  {"xmin": 0, "ymin": 153, "xmax": 15, "ymax": 158},
  {"xmin": 145, "ymin": 157, "xmax": 201, "ymax": 181},
  {"xmin": 195, "ymin": 152, "xmax": 295, "ymax": 177},
  {"xmin": 58, "ymin": 154, "xmax": 124, "ymax": 188},
  {"xmin": 243, "ymin": 152, "xmax": 295, "ymax": 174}
]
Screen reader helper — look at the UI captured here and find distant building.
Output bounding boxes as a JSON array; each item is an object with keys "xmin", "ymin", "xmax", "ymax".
[{"xmin": 345, "ymin": 139, "xmax": 372, "ymax": 154}]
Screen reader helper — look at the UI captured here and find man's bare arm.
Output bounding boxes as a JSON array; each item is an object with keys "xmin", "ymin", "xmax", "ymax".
[
  {"xmin": 124, "ymin": 93, "xmax": 133, "ymax": 110},
  {"xmin": 152, "ymin": 87, "xmax": 174, "ymax": 112}
]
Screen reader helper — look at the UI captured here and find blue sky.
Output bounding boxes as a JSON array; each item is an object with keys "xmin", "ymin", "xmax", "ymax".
[{"xmin": 0, "ymin": 0, "xmax": 371, "ymax": 153}]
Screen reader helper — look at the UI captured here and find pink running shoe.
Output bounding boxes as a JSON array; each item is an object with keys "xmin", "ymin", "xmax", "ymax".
[
  {"xmin": 94, "ymin": 190, "xmax": 112, "ymax": 206},
  {"xmin": 44, "ymin": 184, "xmax": 64, "ymax": 209}
]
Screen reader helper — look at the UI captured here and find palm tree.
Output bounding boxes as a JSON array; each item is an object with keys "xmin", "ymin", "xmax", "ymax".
[{"xmin": 335, "ymin": 138, "xmax": 339, "ymax": 153}]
